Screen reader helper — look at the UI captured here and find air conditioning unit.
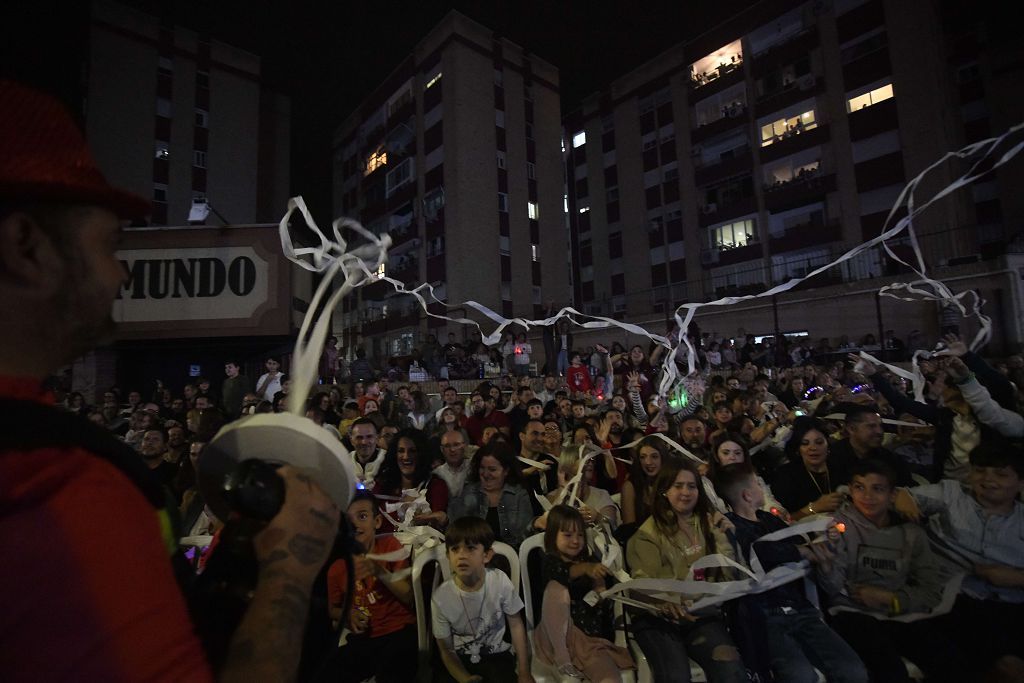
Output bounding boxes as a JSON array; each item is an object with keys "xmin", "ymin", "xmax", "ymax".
[
  {"xmin": 701, "ymin": 248, "xmax": 720, "ymax": 265},
  {"xmin": 702, "ymin": 202, "xmax": 718, "ymax": 214},
  {"xmin": 798, "ymin": 74, "xmax": 817, "ymax": 90}
]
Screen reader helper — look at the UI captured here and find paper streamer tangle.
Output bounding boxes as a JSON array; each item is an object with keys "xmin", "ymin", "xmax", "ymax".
[{"xmin": 279, "ymin": 123, "xmax": 1024, "ymax": 410}]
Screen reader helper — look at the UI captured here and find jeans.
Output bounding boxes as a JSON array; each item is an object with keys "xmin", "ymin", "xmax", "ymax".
[
  {"xmin": 557, "ymin": 349, "xmax": 569, "ymax": 376},
  {"xmin": 631, "ymin": 614, "xmax": 746, "ymax": 683},
  {"xmin": 764, "ymin": 608, "xmax": 867, "ymax": 683}
]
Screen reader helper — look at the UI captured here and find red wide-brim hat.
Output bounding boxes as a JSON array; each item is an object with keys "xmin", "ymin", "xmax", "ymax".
[{"xmin": 0, "ymin": 79, "xmax": 152, "ymax": 220}]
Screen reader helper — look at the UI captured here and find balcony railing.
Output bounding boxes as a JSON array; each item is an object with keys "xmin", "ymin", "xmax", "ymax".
[{"xmin": 691, "ymin": 57, "xmax": 743, "ymax": 88}]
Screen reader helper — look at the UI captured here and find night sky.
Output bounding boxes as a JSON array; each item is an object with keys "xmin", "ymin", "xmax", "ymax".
[{"xmin": 4, "ymin": 0, "xmax": 744, "ymax": 218}]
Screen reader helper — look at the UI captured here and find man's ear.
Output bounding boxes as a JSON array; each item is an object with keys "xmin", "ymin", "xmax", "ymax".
[{"xmin": 0, "ymin": 211, "xmax": 65, "ymax": 287}]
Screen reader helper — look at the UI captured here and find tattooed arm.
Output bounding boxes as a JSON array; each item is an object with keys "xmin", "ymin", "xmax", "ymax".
[{"xmin": 219, "ymin": 466, "xmax": 341, "ymax": 683}]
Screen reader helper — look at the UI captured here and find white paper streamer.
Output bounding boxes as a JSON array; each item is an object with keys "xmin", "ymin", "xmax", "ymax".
[{"xmin": 277, "ymin": 123, "xmax": 1023, "ymax": 417}]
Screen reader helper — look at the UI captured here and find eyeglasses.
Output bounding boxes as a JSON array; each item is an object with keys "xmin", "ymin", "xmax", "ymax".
[{"xmin": 442, "ymin": 443, "xmax": 465, "ymax": 449}]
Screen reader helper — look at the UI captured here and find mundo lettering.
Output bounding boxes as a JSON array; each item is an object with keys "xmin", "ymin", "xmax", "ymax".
[{"xmin": 118, "ymin": 256, "xmax": 257, "ymax": 300}]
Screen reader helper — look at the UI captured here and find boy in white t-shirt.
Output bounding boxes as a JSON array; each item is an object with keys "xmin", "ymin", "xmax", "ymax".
[{"xmin": 432, "ymin": 517, "xmax": 535, "ymax": 683}]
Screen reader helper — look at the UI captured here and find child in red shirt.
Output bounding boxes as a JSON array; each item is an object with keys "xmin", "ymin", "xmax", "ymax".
[
  {"xmin": 326, "ymin": 491, "xmax": 417, "ymax": 682},
  {"xmin": 566, "ymin": 352, "xmax": 592, "ymax": 397}
]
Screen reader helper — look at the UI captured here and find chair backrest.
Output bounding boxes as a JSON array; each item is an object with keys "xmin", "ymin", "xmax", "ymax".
[
  {"xmin": 517, "ymin": 532, "xmax": 546, "ymax": 629},
  {"xmin": 411, "ymin": 541, "xmax": 449, "ymax": 654},
  {"xmin": 490, "ymin": 541, "xmax": 520, "ymax": 590}
]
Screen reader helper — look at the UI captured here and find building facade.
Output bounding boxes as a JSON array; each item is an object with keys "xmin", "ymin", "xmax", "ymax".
[
  {"xmin": 332, "ymin": 11, "xmax": 570, "ymax": 363},
  {"xmin": 563, "ymin": 0, "xmax": 1024, "ymax": 353},
  {"xmin": 86, "ymin": 0, "xmax": 291, "ymax": 227}
]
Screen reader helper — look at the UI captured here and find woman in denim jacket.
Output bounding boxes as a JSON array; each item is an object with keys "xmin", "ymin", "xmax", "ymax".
[{"xmin": 448, "ymin": 440, "xmax": 539, "ymax": 549}]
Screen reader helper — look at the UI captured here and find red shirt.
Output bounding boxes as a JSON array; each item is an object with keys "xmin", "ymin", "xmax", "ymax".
[
  {"xmin": 0, "ymin": 376, "xmax": 212, "ymax": 682},
  {"xmin": 327, "ymin": 534, "xmax": 415, "ymax": 638},
  {"xmin": 464, "ymin": 409, "xmax": 510, "ymax": 446}
]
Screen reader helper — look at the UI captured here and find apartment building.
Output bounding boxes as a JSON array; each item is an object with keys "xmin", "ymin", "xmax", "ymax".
[
  {"xmin": 563, "ymin": 0, "xmax": 1024, "ymax": 351},
  {"xmin": 86, "ymin": 0, "xmax": 291, "ymax": 227},
  {"xmin": 332, "ymin": 11, "xmax": 570, "ymax": 362}
]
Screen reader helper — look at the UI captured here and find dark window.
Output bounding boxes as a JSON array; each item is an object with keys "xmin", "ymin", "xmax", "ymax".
[
  {"xmin": 608, "ymin": 232, "xmax": 623, "ymax": 259},
  {"xmin": 611, "ymin": 274, "xmax": 625, "ymax": 295},
  {"xmin": 645, "ymin": 185, "xmax": 662, "ymax": 209},
  {"xmin": 602, "ymin": 130, "xmax": 616, "ymax": 151},
  {"xmin": 496, "ymin": 127, "xmax": 507, "ymax": 151},
  {"xmin": 606, "ymin": 201, "xmax": 620, "ymax": 223},
  {"xmin": 604, "ymin": 166, "xmax": 618, "ymax": 186},
  {"xmin": 497, "ymin": 168, "xmax": 508, "ymax": 192},
  {"xmin": 579, "ymin": 239, "xmax": 593, "ymax": 267},
  {"xmin": 581, "ymin": 281, "xmax": 595, "ymax": 301},
  {"xmin": 660, "ymin": 141, "xmax": 676, "ymax": 163},
  {"xmin": 578, "ymin": 210, "xmax": 591, "ymax": 232},
  {"xmin": 575, "ymin": 177, "xmax": 589, "ymax": 199},
  {"xmin": 500, "ymin": 255, "xmax": 512, "ymax": 281},
  {"xmin": 651, "ymin": 265, "xmax": 667, "ymax": 287},
  {"xmin": 666, "ymin": 217, "xmax": 683, "ymax": 241},
  {"xmin": 656, "ymin": 102, "xmax": 673, "ymax": 126},
  {"xmin": 643, "ymin": 147, "xmax": 659, "ymax": 171},
  {"xmin": 532, "ymin": 261, "xmax": 542, "ymax": 284},
  {"xmin": 640, "ymin": 110, "xmax": 656, "ymax": 134},
  {"xmin": 662, "ymin": 180, "xmax": 680, "ymax": 204},
  {"xmin": 669, "ymin": 258, "xmax": 686, "ymax": 282},
  {"xmin": 424, "ymin": 122, "xmax": 443, "ymax": 152},
  {"xmin": 530, "ymin": 221, "xmax": 540, "ymax": 244}
]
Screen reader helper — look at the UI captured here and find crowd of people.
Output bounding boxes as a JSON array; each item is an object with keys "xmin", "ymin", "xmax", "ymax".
[
  {"xmin": 4, "ymin": 79, "xmax": 1022, "ymax": 683},
  {"xmin": 56, "ymin": 329, "xmax": 1024, "ymax": 683}
]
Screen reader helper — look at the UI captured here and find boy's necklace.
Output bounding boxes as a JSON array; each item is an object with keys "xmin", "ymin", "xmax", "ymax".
[{"xmin": 457, "ymin": 578, "xmax": 487, "ymax": 664}]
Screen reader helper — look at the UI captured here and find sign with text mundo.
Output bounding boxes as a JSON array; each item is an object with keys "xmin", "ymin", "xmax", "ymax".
[{"xmin": 113, "ymin": 247, "xmax": 269, "ymax": 322}]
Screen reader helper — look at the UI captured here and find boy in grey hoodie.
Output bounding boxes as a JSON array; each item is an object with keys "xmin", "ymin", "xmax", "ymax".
[{"xmin": 819, "ymin": 459, "xmax": 969, "ymax": 683}]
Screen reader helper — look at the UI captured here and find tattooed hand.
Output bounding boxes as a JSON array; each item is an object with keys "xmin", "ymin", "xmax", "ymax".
[{"xmin": 252, "ymin": 465, "xmax": 341, "ymax": 584}]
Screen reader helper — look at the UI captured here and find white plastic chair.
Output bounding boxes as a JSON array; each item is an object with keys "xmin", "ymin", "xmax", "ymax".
[{"xmin": 411, "ymin": 541, "xmax": 449, "ymax": 656}]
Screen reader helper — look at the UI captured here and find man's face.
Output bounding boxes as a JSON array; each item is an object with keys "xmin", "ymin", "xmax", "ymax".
[
  {"xmin": 350, "ymin": 424, "xmax": 378, "ymax": 461},
  {"xmin": 440, "ymin": 431, "xmax": 467, "ymax": 466},
  {"xmin": 127, "ymin": 391, "xmax": 141, "ymax": 405},
  {"xmin": 544, "ymin": 376, "xmax": 558, "ymax": 391},
  {"xmin": 377, "ymin": 426, "xmax": 398, "ymax": 450},
  {"xmin": 518, "ymin": 388, "xmax": 534, "ymax": 406},
  {"xmin": 572, "ymin": 404, "xmax": 586, "ymax": 419},
  {"xmin": 103, "ymin": 391, "xmax": 117, "ymax": 408},
  {"xmin": 605, "ymin": 410, "xmax": 623, "ymax": 433},
  {"xmin": 50, "ymin": 207, "xmax": 125, "ymax": 359},
  {"xmin": 398, "ymin": 387, "xmax": 410, "ymax": 401},
  {"xmin": 443, "ymin": 387, "xmax": 458, "ymax": 404},
  {"xmin": 139, "ymin": 430, "xmax": 166, "ymax": 459},
  {"xmin": 167, "ymin": 426, "xmax": 185, "ymax": 448},
  {"xmin": 680, "ymin": 419, "xmax": 706, "ymax": 449},
  {"xmin": 558, "ymin": 399, "xmax": 572, "ymax": 417},
  {"xmin": 791, "ymin": 378, "xmax": 806, "ymax": 394},
  {"xmin": 171, "ymin": 398, "xmax": 185, "ymax": 413},
  {"xmin": 195, "ymin": 396, "xmax": 210, "ymax": 410},
  {"xmin": 225, "ymin": 363, "xmax": 239, "ymax": 378},
  {"xmin": 189, "ymin": 441, "xmax": 204, "ymax": 470},
  {"xmin": 470, "ymin": 395, "xmax": 486, "ymax": 416},
  {"xmin": 184, "ymin": 385, "xmax": 196, "ymax": 400},
  {"xmin": 753, "ymin": 381, "xmax": 768, "ymax": 401},
  {"xmin": 847, "ymin": 413, "xmax": 884, "ymax": 451},
  {"xmin": 726, "ymin": 378, "xmax": 740, "ymax": 390},
  {"xmin": 521, "ymin": 421, "xmax": 546, "ymax": 454},
  {"xmin": 265, "ymin": 359, "xmax": 280, "ymax": 373}
]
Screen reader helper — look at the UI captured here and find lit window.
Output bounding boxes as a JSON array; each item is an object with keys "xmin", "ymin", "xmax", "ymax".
[
  {"xmin": 847, "ymin": 83, "xmax": 894, "ymax": 112},
  {"xmin": 760, "ymin": 109, "xmax": 817, "ymax": 146},
  {"xmin": 528, "ymin": 202, "xmax": 539, "ymax": 220},
  {"xmin": 155, "ymin": 142, "xmax": 170, "ymax": 160},
  {"xmin": 578, "ymin": 206, "xmax": 590, "ymax": 214},
  {"xmin": 365, "ymin": 148, "xmax": 388, "ymax": 175},
  {"xmin": 531, "ymin": 245, "xmax": 539, "ymax": 262},
  {"xmin": 711, "ymin": 219, "xmax": 756, "ymax": 249},
  {"xmin": 572, "ymin": 131, "xmax": 587, "ymax": 148},
  {"xmin": 193, "ymin": 150, "xmax": 207, "ymax": 168},
  {"xmin": 425, "ymin": 72, "xmax": 442, "ymax": 90}
]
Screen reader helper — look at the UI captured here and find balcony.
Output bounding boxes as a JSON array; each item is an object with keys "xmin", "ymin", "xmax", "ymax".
[
  {"xmin": 754, "ymin": 74, "xmax": 823, "ymax": 118},
  {"xmin": 763, "ymin": 171, "xmax": 837, "ymax": 212},
  {"xmin": 694, "ymin": 148, "xmax": 753, "ymax": 186},
  {"xmin": 842, "ymin": 45, "xmax": 892, "ymax": 92},
  {"xmin": 691, "ymin": 105, "xmax": 748, "ymax": 144},
  {"xmin": 760, "ymin": 123, "xmax": 829, "ymax": 163},
  {"xmin": 847, "ymin": 98, "xmax": 897, "ymax": 141},
  {"xmin": 769, "ymin": 216, "xmax": 842, "ymax": 254},
  {"xmin": 751, "ymin": 28, "xmax": 820, "ymax": 77},
  {"xmin": 699, "ymin": 195, "xmax": 758, "ymax": 227},
  {"xmin": 689, "ymin": 60, "xmax": 745, "ymax": 98}
]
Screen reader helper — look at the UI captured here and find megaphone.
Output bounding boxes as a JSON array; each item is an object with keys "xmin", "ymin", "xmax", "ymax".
[{"xmin": 198, "ymin": 412, "xmax": 356, "ymax": 522}]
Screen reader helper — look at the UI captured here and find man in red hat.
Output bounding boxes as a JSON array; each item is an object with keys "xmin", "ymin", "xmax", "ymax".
[{"xmin": 0, "ymin": 79, "xmax": 340, "ymax": 681}]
